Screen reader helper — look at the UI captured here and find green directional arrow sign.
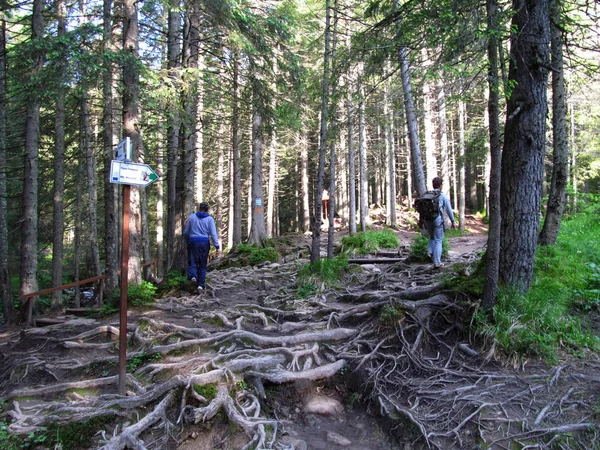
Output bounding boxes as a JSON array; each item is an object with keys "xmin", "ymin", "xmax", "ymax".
[{"xmin": 110, "ymin": 161, "xmax": 159, "ymax": 187}]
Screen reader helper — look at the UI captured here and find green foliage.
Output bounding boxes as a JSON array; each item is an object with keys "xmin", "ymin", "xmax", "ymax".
[
  {"xmin": 101, "ymin": 281, "xmax": 157, "ymax": 312},
  {"xmin": 475, "ymin": 204, "xmax": 600, "ymax": 363},
  {"xmin": 379, "ymin": 305, "xmax": 405, "ymax": 326},
  {"xmin": 236, "ymin": 244, "xmax": 280, "ymax": 266},
  {"xmin": 194, "ymin": 383, "xmax": 218, "ymax": 400},
  {"xmin": 340, "ymin": 230, "xmax": 399, "ymax": 256},
  {"xmin": 127, "ymin": 353, "xmax": 162, "ymax": 372},
  {"xmin": 296, "ymin": 256, "xmax": 349, "ymax": 297},
  {"xmin": 156, "ymin": 271, "xmax": 189, "ymax": 295},
  {"xmin": 409, "ymin": 234, "xmax": 449, "ymax": 261},
  {"xmin": 127, "ymin": 281, "xmax": 158, "ymax": 307},
  {"xmin": 0, "ymin": 414, "xmax": 115, "ymax": 450}
]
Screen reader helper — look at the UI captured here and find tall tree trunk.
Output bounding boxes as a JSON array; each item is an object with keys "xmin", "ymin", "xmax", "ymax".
[
  {"xmin": 539, "ymin": 0, "xmax": 568, "ymax": 246},
  {"xmin": 231, "ymin": 51, "xmax": 242, "ymax": 248},
  {"xmin": 216, "ymin": 121, "xmax": 225, "ymax": 234},
  {"xmin": 20, "ymin": 0, "xmax": 44, "ymax": 299},
  {"xmin": 397, "ymin": 45, "xmax": 426, "ymax": 196},
  {"xmin": 156, "ymin": 122, "xmax": 165, "ymax": 279},
  {"xmin": 481, "ymin": 0, "xmax": 503, "ymax": 310},
  {"xmin": 267, "ymin": 136, "xmax": 277, "ymax": 237},
  {"xmin": 300, "ymin": 127, "xmax": 310, "ymax": 233},
  {"xmin": 311, "ymin": 0, "xmax": 331, "ymax": 263},
  {"xmin": 499, "ymin": 0, "xmax": 550, "ymax": 291},
  {"xmin": 347, "ymin": 88, "xmax": 357, "ymax": 235},
  {"xmin": 422, "ymin": 67, "xmax": 437, "ymax": 183},
  {"xmin": 82, "ymin": 92, "xmax": 101, "ymax": 279},
  {"xmin": 51, "ymin": 0, "xmax": 67, "ymax": 308},
  {"xmin": 438, "ymin": 76, "xmax": 450, "ymax": 191},
  {"xmin": 358, "ymin": 80, "xmax": 369, "ymax": 232},
  {"xmin": 327, "ymin": 2, "xmax": 338, "ymax": 258},
  {"xmin": 384, "ymin": 74, "xmax": 397, "ymax": 227},
  {"xmin": 248, "ymin": 106, "xmax": 267, "ymax": 246},
  {"xmin": 182, "ymin": 3, "xmax": 200, "ymax": 220},
  {"xmin": 123, "ymin": 0, "xmax": 142, "ymax": 284},
  {"xmin": 458, "ymin": 99, "xmax": 466, "ymax": 230},
  {"xmin": 0, "ymin": 16, "xmax": 14, "ymax": 324},
  {"xmin": 166, "ymin": 2, "xmax": 181, "ymax": 271},
  {"xmin": 103, "ymin": 0, "xmax": 118, "ymax": 295},
  {"xmin": 195, "ymin": 54, "xmax": 205, "ymax": 206}
]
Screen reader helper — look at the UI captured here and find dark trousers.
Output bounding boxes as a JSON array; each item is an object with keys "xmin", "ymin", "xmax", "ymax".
[{"xmin": 187, "ymin": 240, "xmax": 210, "ymax": 286}]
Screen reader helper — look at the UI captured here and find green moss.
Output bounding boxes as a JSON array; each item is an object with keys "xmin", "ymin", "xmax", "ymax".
[{"xmin": 194, "ymin": 383, "xmax": 218, "ymax": 400}]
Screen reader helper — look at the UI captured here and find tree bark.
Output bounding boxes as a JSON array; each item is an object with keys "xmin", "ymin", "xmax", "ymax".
[
  {"xmin": 248, "ymin": 106, "xmax": 267, "ymax": 247},
  {"xmin": 300, "ymin": 127, "xmax": 310, "ymax": 233},
  {"xmin": 458, "ymin": 99, "xmax": 466, "ymax": 230},
  {"xmin": 347, "ymin": 90, "xmax": 357, "ymax": 235},
  {"xmin": 499, "ymin": 0, "xmax": 550, "ymax": 291},
  {"xmin": 51, "ymin": 0, "xmax": 67, "ymax": 309},
  {"xmin": 311, "ymin": 0, "xmax": 331, "ymax": 263},
  {"xmin": 102, "ymin": 0, "xmax": 118, "ymax": 295},
  {"xmin": 397, "ymin": 44, "xmax": 426, "ymax": 196},
  {"xmin": 481, "ymin": 0, "xmax": 503, "ymax": 310},
  {"xmin": 0, "ymin": 16, "xmax": 15, "ymax": 324},
  {"xmin": 539, "ymin": 0, "xmax": 568, "ymax": 246},
  {"xmin": 358, "ymin": 78, "xmax": 369, "ymax": 232},
  {"xmin": 231, "ymin": 51, "xmax": 242, "ymax": 248},
  {"xmin": 123, "ymin": 0, "xmax": 143, "ymax": 284},
  {"xmin": 166, "ymin": 2, "xmax": 181, "ymax": 271},
  {"xmin": 20, "ymin": 0, "xmax": 44, "ymax": 299},
  {"xmin": 384, "ymin": 73, "xmax": 397, "ymax": 228}
]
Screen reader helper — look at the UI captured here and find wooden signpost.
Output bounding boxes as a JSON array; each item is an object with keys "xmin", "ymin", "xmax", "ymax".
[{"xmin": 110, "ymin": 137, "xmax": 159, "ymax": 395}]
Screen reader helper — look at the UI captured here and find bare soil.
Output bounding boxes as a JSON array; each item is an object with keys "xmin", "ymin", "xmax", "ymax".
[{"xmin": 1, "ymin": 215, "xmax": 598, "ymax": 450}]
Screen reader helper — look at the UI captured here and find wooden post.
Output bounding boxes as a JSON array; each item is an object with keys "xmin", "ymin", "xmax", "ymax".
[{"xmin": 118, "ymin": 184, "xmax": 131, "ymax": 395}]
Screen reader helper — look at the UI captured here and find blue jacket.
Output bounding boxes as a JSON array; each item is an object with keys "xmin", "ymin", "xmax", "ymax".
[
  {"xmin": 432, "ymin": 189, "xmax": 455, "ymax": 227},
  {"xmin": 183, "ymin": 212, "xmax": 220, "ymax": 249}
]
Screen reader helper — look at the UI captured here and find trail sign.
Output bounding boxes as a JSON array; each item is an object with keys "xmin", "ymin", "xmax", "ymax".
[
  {"xmin": 115, "ymin": 137, "xmax": 132, "ymax": 162},
  {"xmin": 110, "ymin": 161, "xmax": 159, "ymax": 187}
]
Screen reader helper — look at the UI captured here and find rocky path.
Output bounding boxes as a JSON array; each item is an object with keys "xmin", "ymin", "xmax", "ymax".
[{"xmin": 0, "ymin": 229, "xmax": 597, "ymax": 450}]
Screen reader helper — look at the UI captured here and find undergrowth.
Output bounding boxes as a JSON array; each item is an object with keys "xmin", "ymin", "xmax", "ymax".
[
  {"xmin": 236, "ymin": 243, "xmax": 279, "ymax": 265},
  {"xmin": 409, "ymin": 233, "xmax": 449, "ymax": 261},
  {"xmin": 340, "ymin": 229, "xmax": 399, "ymax": 256},
  {"xmin": 296, "ymin": 256, "xmax": 349, "ymax": 298},
  {"xmin": 474, "ymin": 199, "xmax": 600, "ymax": 364}
]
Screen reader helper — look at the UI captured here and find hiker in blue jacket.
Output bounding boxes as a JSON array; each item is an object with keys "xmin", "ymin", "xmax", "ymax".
[
  {"xmin": 425, "ymin": 177, "xmax": 455, "ymax": 268},
  {"xmin": 183, "ymin": 202, "xmax": 221, "ymax": 291}
]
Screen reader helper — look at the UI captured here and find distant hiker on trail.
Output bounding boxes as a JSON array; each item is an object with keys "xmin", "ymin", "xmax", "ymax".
[
  {"xmin": 415, "ymin": 177, "xmax": 455, "ymax": 269},
  {"xmin": 183, "ymin": 202, "xmax": 221, "ymax": 293},
  {"xmin": 322, "ymin": 189, "xmax": 330, "ymax": 219}
]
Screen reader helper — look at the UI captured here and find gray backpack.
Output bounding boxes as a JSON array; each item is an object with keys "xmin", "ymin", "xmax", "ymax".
[{"xmin": 414, "ymin": 190, "xmax": 441, "ymax": 221}]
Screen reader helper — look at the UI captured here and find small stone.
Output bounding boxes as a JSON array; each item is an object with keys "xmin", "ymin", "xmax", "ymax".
[
  {"xmin": 304, "ymin": 395, "xmax": 344, "ymax": 416},
  {"xmin": 326, "ymin": 430, "xmax": 352, "ymax": 446}
]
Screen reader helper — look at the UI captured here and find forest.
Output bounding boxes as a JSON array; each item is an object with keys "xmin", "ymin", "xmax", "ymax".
[{"xmin": 0, "ymin": 0, "xmax": 599, "ymax": 448}]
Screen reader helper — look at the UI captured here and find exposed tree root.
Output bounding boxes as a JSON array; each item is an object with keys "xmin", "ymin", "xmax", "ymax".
[{"xmin": 0, "ymin": 252, "xmax": 595, "ymax": 449}]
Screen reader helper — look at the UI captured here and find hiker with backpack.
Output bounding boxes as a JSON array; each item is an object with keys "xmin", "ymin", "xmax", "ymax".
[
  {"xmin": 415, "ymin": 177, "xmax": 456, "ymax": 268},
  {"xmin": 184, "ymin": 202, "xmax": 221, "ymax": 293}
]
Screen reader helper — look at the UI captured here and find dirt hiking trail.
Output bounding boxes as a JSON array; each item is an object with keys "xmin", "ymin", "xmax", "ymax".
[{"xmin": 1, "ymin": 218, "xmax": 598, "ymax": 450}]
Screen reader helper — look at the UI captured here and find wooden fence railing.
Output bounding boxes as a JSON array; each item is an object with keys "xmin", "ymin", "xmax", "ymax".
[{"xmin": 20, "ymin": 259, "xmax": 161, "ymax": 327}]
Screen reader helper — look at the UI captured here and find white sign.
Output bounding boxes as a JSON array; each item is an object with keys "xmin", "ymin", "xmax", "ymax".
[
  {"xmin": 115, "ymin": 137, "xmax": 132, "ymax": 162},
  {"xmin": 110, "ymin": 161, "xmax": 159, "ymax": 187}
]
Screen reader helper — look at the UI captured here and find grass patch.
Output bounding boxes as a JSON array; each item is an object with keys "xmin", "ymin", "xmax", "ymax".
[
  {"xmin": 409, "ymin": 233, "xmax": 449, "ymax": 262},
  {"xmin": 0, "ymin": 414, "xmax": 116, "ymax": 450},
  {"xmin": 296, "ymin": 256, "xmax": 349, "ymax": 298},
  {"xmin": 104, "ymin": 281, "xmax": 158, "ymax": 310},
  {"xmin": 127, "ymin": 352, "xmax": 162, "ymax": 372},
  {"xmin": 474, "ymin": 200, "xmax": 600, "ymax": 364},
  {"xmin": 236, "ymin": 244, "xmax": 279, "ymax": 265},
  {"xmin": 340, "ymin": 230, "xmax": 399, "ymax": 256}
]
